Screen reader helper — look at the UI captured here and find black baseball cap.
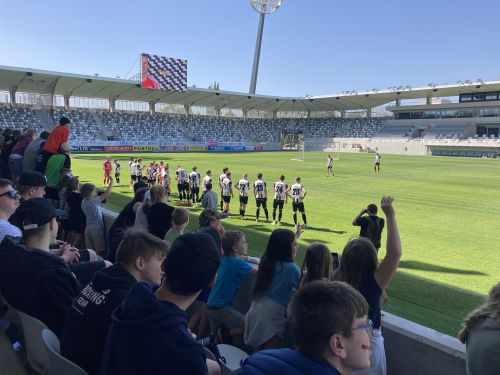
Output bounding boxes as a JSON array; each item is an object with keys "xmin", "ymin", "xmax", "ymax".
[
  {"xmin": 199, "ymin": 209, "xmax": 227, "ymax": 227},
  {"xmin": 17, "ymin": 171, "xmax": 47, "ymax": 187},
  {"xmin": 18, "ymin": 198, "xmax": 56, "ymax": 230},
  {"xmin": 163, "ymin": 232, "xmax": 220, "ymax": 294}
]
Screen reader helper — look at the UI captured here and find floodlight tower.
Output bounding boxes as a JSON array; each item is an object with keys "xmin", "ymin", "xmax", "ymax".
[{"xmin": 249, "ymin": 0, "xmax": 282, "ymax": 94}]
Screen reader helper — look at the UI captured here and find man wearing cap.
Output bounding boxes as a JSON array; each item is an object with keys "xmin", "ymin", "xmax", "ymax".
[
  {"xmin": 0, "ymin": 178, "xmax": 21, "ymax": 242},
  {"xmin": 0, "ymin": 198, "xmax": 81, "ymax": 338},
  {"xmin": 101, "ymin": 232, "xmax": 222, "ymax": 375},
  {"xmin": 45, "ymin": 143, "xmax": 72, "ymax": 202},
  {"xmin": 41, "ymin": 116, "xmax": 70, "ymax": 173}
]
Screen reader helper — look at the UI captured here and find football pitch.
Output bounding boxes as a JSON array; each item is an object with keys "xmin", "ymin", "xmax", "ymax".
[{"xmin": 72, "ymin": 151, "xmax": 499, "ymax": 337}]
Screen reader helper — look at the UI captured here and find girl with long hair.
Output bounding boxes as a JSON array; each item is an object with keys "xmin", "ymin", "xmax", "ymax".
[
  {"xmin": 334, "ymin": 196, "xmax": 401, "ymax": 375},
  {"xmin": 299, "ymin": 242, "xmax": 334, "ymax": 287},
  {"xmin": 244, "ymin": 227, "xmax": 301, "ymax": 350},
  {"xmin": 459, "ymin": 282, "xmax": 500, "ymax": 375},
  {"xmin": 146, "ymin": 185, "xmax": 174, "ymax": 239}
]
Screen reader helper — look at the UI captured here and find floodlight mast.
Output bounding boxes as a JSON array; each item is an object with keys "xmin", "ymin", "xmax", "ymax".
[{"xmin": 249, "ymin": 0, "xmax": 282, "ymax": 94}]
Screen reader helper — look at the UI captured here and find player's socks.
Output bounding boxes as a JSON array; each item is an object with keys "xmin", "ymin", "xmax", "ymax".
[
  {"xmin": 278, "ymin": 209, "xmax": 283, "ymax": 222},
  {"xmin": 272, "ymin": 210, "xmax": 277, "ymax": 221},
  {"xmin": 293, "ymin": 213, "xmax": 297, "ymax": 225},
  {"xmin": 264, "ymin": 208, "xmax": 269, "ymax": 220},
  {"xmin": 302, "ymin": 214, "xmax": 307, "ymax": 225},
  {"xmin": 256, "ymin": 209, "xmax": 260, "ymax": 221},
  {"xmin": 220, "ymin": 200, "xmax": 223, "ymax": 211}
]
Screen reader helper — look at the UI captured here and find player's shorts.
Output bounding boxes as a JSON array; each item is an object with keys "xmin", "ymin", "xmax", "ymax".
[
  {"xmin": 273, "ymin": 199, "xmax": 285, "ymax": 210},
  {"xmin": 327, "ymin": 165, "xmax": 333, "ymax": 170},
  {"xmin": 131, "ymin": 175, "xmax": 137, "ymax": 181},
  {"xmin": 115, "ymin": 173, "xmax": 120, "ymax": 179},
  {"xmin": 239, "ymin": 195, "xmax": 248, "ymax": 204},
  {"xmin": 177, "ymin": 183, "xmax": 186, "ymax": 193},
  {"xmin": 256, "ymin": 197, "xmax": 267, "ymax": 208},
  {"xmin": 292, "ymin": 201, "xmax": 305, "ymax": 212},
  {"xmin": 223, "ymin": 195, "xmax": 231, "ymax": 203},
  {"xmin": 104, "ymin": 170, "xmax": 111, "ymax": 176},
  {"xmin": 374, "ymin": 162, "xmax": 380, "ymax": 165},
  {"xmin": 191, "ymin": 186, "xmax": 200, "ymax": 195}
]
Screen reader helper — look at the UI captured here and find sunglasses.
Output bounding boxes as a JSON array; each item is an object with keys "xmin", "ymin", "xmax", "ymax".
[{"xmin": 0, "ymin": 189, "xmax": 19, "ymax": 199}]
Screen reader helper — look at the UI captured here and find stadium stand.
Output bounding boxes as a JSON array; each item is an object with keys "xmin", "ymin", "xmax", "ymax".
[{"xmin": 0, "ymin": 106, "xmax": 384, "ymax": 143}]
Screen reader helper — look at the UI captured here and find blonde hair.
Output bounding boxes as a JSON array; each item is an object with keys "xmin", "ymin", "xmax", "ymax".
[
  {"xmin": 459, "ymin": 282, "xmax": 500, "ymax": 343},
  {"xmin": 149, "ymin": 185, "xmax": 166, "ymax": 205},
  {"xmin": 300, "ymin": 243, "xmax": 333, "ymax": 287}
]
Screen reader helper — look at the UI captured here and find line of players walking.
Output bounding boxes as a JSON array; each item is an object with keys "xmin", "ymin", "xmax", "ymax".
[{"xmin": 115, "ymin": 158, "xmax": 309, "ymax": 229}]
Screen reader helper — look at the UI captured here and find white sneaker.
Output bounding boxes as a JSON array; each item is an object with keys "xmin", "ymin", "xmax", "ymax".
[{"xmin": 272, "ymin": 221, "xmax": 276, "ymax": 226}]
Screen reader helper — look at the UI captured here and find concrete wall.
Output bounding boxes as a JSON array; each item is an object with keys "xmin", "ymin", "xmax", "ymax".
[
  {"xmin": 100, "ymin": 208, "xmax": 467, "ymax": 375},
  {"xmin": 335, "ymin": 137, "xmax": 429, "ymax": 155}
]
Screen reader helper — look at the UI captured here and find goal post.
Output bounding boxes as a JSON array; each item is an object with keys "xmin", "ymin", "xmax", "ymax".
[{"xmin": 281, "ymin": 130, "xmax": 340, "ymax": 161}]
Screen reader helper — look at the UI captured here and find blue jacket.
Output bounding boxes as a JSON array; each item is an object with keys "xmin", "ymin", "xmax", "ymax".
[
  {"xmin": 235, "ymin": 348, "xmax": 342, "ymax": 375},
  {"xmin": 101, "ymin": 282, "xmax": 208, "ymax": 375}
]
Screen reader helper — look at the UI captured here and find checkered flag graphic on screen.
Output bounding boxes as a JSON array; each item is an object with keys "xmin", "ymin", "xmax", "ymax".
[{"xmin": 142, "ymin": 54, "xmax": 187, "ymax": 92}]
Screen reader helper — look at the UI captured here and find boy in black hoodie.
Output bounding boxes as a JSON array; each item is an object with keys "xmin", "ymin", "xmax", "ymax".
[
  {"xmin": 101, "ymin": 232, "xmax": 222, "ymax": 375},
  {"xmin": 0, "ymin": 198, "xmax": 81, "ymax": 338},
  {"xmin": 61, "ymin": 228, "xmax": 168, "ymax": 375}
]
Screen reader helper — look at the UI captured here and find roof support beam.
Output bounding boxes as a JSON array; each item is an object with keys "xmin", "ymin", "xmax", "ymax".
[
  {"xmin": 9, "ymin": 87, "xmax": 17, "ymax": 107},
  {"xmin": 64, "ymin": 94, "xmax": 70, "ymax": 110}
]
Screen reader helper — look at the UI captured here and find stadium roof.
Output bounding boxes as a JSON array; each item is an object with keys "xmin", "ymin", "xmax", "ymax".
[{"xmin": 2, "ymin": 65, "xmax": 500, "ymax": 112}]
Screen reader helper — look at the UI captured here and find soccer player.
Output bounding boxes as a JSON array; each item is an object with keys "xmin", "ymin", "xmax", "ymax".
[
  {"xmin": 113, "ymin": 159, "xmax": 121, "ymax": 185},
  {"xmin": 253, "ymin": 172, "xmax": 269, "ymax": 222},
  {"xmin": 163, "ymin": 163, "xmax": 171, "ymax": 194},
  {"xmin": 158, "ymin": 161, "xmax": 165, "ymax": 186},
  {"xmin": 221, "ymin": 172, "xmax": 233, "ymax": 214},
  {"xmin": 136, "ymin": 159, "xmax": 143, "ymax": 180},
  {"xmin": 176, "ymin": 165, "xmax": 188, "ymax": 204},
  {"xmin": 272, "ymin": 175, "xmax": 288, "ymax": 225},
  {"xmin": 128, "ymin": 157, "xmax": 135, "ymax": 188},
  {"xmin": 236, "ymin": 173, "xmax": 250, "ymax": 219},
  {"xmin": 189, "ymin": 166, "xmax": 201, "ymax": 206},
  {"xmin": 327, "ymin": 154, "xmax": 334, "ymax": 177},
  {"xmin": 203, "ymin": 170, "xmax": 212, "ymax": 194},
  {"xmin": 219, "ymin": 167, "xmax": 229, "ymax": 211},
  {"xmin": 374, "ymin": 152, "xmax": 381, "ymax": 173},
  {"xmin": 290, "ymin": 177, "xmax": 308, "ymax": 229},
  {"xmin": 147, "ymin": 162, "xmax": 156, "ymax": 187},
  {"xmin": 103, "ymin": 157, "xmax": 112, "ymax": 186}
]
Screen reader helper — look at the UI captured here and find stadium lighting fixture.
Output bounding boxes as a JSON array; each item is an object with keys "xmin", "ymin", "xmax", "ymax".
[{"xmin": 249, "ymin": 0, "xmax": 283, "ymax": 94}]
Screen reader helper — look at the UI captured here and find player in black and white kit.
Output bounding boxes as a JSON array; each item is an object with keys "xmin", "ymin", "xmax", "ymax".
[
  {"xmin": 236, "ymin": 173, "xmax": 250, "ymax": 219},
  {"xmin": 253, "ymin": 173, "xmax": 269, "ymax": 222},
  {"xmin": 114, "ymin": 160, "xmax": 121, "ymax": 185},
  {"xmin": 374, "ymin": 152, "xmax": 381, "ymax": 173},
  {"xmin": 136, "ymin": 159, "xmax": 143, "ymax": 179},
  {"xmin": 272, "ymin": 175, "xmax": 288, "ymax": 226},
  {"xmin": 189, "ymin": 166, "xmax": 201, "ymax": 206},
  {"xmin": 129, "ymin": 158, "xmax": 137, "ymax": 189},
  {"xmin": 290, "ymin": 177, "xmax": 308, "ymax": 229},
  {"xmin": 219, "ymin": 167, "xmax": 229, "ymax": 211},
  {"xmin": 128, "ymin": 157, "xmax": 134, "ymax": 188},
  {"xmin": 327, "ymin": 154, "xmax": 334, "ymax": 177},
  {"xmin": 201, "ymin": 170, "xmax": 212, "ymax": 200},
  {"xmin": 221, "ymin": 172, "xmax": 233, "ymax": 214},
  {"xmin": 176, "ymin": 165, "xmax": 189, "ymax": 204}
]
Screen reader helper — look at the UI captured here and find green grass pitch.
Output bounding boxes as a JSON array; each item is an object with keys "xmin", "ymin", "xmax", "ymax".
[{"xmin": 71, "ymin": 151, "xmax": 499, "ymax": 337}]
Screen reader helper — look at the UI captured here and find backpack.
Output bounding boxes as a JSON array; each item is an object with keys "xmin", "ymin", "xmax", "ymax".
[{"xmin": 365, "ymin": 217, "xmax": 383, "ymax": 249}]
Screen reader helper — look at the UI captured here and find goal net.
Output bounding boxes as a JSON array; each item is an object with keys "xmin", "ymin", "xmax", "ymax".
[{"xmin": 281, "ymin": 131, "xmax": 340, "ymax": 161}]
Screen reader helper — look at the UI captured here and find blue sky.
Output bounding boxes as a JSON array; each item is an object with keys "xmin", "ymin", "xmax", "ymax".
[{"xmin": 1, "ymin": 0, "xmax": 499, "ymax": 97}]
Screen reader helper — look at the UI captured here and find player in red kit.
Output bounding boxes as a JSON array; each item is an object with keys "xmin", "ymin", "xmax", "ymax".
[{"xmin": 103, "ymin": 157, "xmax": 112, "ymax": 186}]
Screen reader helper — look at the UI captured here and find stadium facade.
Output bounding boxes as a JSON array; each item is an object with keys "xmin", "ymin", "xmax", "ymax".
[{"xmin": 1, "ymin": 65, "xmax": 499, "ymax": 157}]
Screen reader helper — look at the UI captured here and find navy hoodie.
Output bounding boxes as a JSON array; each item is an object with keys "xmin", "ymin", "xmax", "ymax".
[
  {"xmin": 61, "ymin": 264, "xmax": 136, "ymax": 375},
  {"xmin": 101, "ymin": 282, "xmax": 208, "ymax": 375},
  {"xmin": 235, "ymin": 348, "xmax": 342, "ymax": 375},
  {"xmin": 0, "ymin": 237, "xmax": 81, "ymax": 338}
]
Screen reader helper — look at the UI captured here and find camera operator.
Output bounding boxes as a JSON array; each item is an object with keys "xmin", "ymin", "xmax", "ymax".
[{"xmin": 352, "ymin": 203, "xmax": 385, "ymax": 252}]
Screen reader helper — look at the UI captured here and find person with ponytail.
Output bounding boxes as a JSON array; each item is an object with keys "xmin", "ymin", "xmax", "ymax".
[
  {"xmin": 244, "ymin": 227, "xmax": 302, "ymax": 350},
  {"xmin": 459, "ymin": 282, "xmax": 500, "ymax": 375},
  {"xmin": 334, "ymin": 196, "xmax": 401, "ymax": 375}
]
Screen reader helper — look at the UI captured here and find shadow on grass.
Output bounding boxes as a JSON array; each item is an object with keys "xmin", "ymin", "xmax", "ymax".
[{"xmin": 399, "ymin": 260, "xmax": 487, "ymax": 276}]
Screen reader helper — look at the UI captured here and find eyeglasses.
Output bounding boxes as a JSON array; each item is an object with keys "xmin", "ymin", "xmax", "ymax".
[
  {"xmin": 352, "ymin": 319, "xmax": 374, "ymax": 337},
  {"xmin": 0, "ymin": 189, "xmax": 19, "ymax": 199}
]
